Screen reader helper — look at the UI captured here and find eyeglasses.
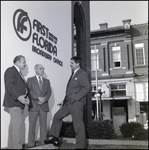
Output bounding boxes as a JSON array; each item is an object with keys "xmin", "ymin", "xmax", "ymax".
[{"xmin": 38, "ymin": 67, "xmax": 44, "ymax": 70}]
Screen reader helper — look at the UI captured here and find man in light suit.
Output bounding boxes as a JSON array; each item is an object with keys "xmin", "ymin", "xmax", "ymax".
[
  {"xmin": 3, "ymin": 55, "xmax": 32, "ymax": 149},
  {"xmin": 44, "ymin": 56, "xmax": 91, "ymax": 149},
  {"xmin": 27, "ymin": 64, "xmax": 51, "ymax": 148}
]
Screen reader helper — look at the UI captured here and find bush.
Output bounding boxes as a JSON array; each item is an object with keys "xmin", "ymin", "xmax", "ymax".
[
  {"xmin": 119, "ymin": 122, "xmax": 144, "ymax": 138},
  {"xmin": 60, "ymin": 120, "xmax": 116, "ymax": 139},
  {"xmin": 133, "ymin": 129, "xmax": 148, "ymax": 140},
  {"xmin": 60, "ymin": 121, "xmax": 75, "ymax": 138},
  {"xmin": 86, "ymin": 120, "xmax": 116, "ymax": 139},
  {"xmin": 60, "ymin": 121, "xmax": 148, "ymax": 140}
]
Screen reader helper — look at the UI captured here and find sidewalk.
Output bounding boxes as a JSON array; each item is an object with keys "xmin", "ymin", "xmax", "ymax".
[
  {"xmin": 29, "ymin": 138, "xmax": 148, "ymax": 149},
  {"xmin": 64, "ymin": 138, "xmax": 148, "ymax": 146}
]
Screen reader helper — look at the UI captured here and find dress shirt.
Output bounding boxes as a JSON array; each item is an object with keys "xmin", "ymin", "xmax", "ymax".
[
  {"xmin": 14, "ymin": 65, "xmax": 20, "ymax": 73},
  {"xmin": 73, "ymin": 67, "xmax": 80, "ymax": 76},
  {"xmin": 36, "ymin": 75, "xmax": 43, "ymax": 84},
  {"xmin": 14, "ymin": 65, "xmax": 26, "ymax": 82}
]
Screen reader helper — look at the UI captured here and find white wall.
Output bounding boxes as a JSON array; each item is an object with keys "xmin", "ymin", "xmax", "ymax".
[{"xmin": 1, "ymin": 1, "xmax": 72, "ymax": 148}]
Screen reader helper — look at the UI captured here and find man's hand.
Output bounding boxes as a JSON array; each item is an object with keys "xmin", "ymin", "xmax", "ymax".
[
  {"xmin": 38, "ymin": 97, "xmax": 46, "ymax": 105},
  {"xmin": 57, "ymin": 101, "xmax": 64, "ymax": 107},
  {"xmin": 24, "ymin": 97, "xmax": 30, "ymax": 105},
  {"xmin": 18, "ymin": 95, "xmax": 30, "ymax": 105}
]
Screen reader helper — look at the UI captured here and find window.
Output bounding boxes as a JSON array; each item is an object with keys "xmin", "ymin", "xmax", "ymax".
[
  {"xmin": 91, "ymin": 85, "xmax": 96, "ymax": 92},
  {"xmin": 136, "ymin": 82, "xmax": 148, "ymax": 101},
  {"xmin": 91, "ymin": 85, "xmax": 96, "ymax": 97},
  {"xmin": 73, "ymin": 23, "xmax": 77, "ymax": 56},
  {"xmin": 140, "ymin": 102, "xmax": 148, "ymax": 120},
  {"xmin": 110, "ymin": 84, "xmax": 126, "ymax": 97},
  {"xmin": 91, "ymin": 85, "xmax": 102, "ymax": 98},
  {"xmin": 73, "ymin": 46, "xmax": 77, "ymax": 56},
  {"xmin": 73, "ymin": 23, "xmax": 76, "ymax": 35},
  {"xmin": 135, "ymin": 43, "xmax": 145, "ymax": 66},
  {"xmin": 91, "ymin": 46, "xmax": 99, "ymax": 70},
  {"xmin": 103, "ymin": 48, "xmax": 106, "ymax": 72},
  {"xmin": 112, "ymin": 46, "xmax": 121, "ymax": 68},
  {"xmin": 127, "ymin": 45, "xmax": 130, "ymax": 69}
]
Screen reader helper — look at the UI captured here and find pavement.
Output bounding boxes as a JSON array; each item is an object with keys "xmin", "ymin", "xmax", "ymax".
[{"xmin": 27, "ymin": 138, "xmax": 148, "ymax": 149}]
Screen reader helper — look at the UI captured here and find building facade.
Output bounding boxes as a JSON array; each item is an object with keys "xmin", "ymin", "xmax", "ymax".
[
  {"xmin": 90, "ymin": 20, "xmax": 148, "ymax": 133},
  {"xmin": 131, "ymin": 22, "xmax": 148, "ymax": 127}
]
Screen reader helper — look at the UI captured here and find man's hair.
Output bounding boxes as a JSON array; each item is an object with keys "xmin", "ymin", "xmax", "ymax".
[
  {"xmin": 71, "ymin": 56, "xmax": 81, "ymax": 65},
  {"xmin": 34, "ymin": 64, "xmax": 44, "ymax": 70},
  {"xmin": 34, "ymin": 64, "xmax": 40, "ymax": 69},
  {"xmin": 13, "ymin": 55, "xmax": 25, "ymax": 64}
]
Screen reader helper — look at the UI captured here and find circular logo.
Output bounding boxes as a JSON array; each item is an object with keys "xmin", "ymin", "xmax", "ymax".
[{"xmin": 13, "ymin": 9, "xmax": 32, "ymax": 41}]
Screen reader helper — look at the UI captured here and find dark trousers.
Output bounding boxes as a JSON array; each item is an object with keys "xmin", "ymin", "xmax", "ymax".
[
  {"xmin": 28, "ymin": 108, "xmax": 47, "ymax": 147},
  {"xmin": 49, "ymin": 100, "xmax": 86, "ymax": 149}
]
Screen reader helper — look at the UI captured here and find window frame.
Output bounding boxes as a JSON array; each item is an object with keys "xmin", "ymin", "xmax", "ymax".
[
  {"xmin": 110, "ymin": 83, "xmax": 126, "ymax": 97},
  {"xmin": 91, "ymin": 45, "xmax": 99, "ymax": 71},
  {"xmin": 112, "ymin": 46, "xmax": 121, "ymax": 68},
  {"xmin": 135, "ymin": 43, "xmax": 145, "ymax": 66}
]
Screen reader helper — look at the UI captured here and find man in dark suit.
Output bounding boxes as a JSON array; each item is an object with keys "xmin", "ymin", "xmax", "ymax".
[
  {"xmin": 27, "ymin": 64, "xmax": 51, "ymax": 148},
  {"xmin": 44, "ymin": 56, "xmax": 91, "ymax": 149},
  {"xmin": 3, "ymin": 55, "xmax": 31, "ymax": 149}
]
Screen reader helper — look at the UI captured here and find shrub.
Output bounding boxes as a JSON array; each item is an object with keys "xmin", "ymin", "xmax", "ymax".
[
  {"xmin": 60, "ymin": 121, "xmax": 75, "ymax": 138},
  {"xmin": 86, "ymin": 120, "xmax": 116, "ymax": 139},
  {"xmin": 60, "ymin": 121, "xmax": 148, "ymax": 140},
  {"xmin": 60, "ymin": 120, "xmax": 116, "ymax": 139},
  {"xmin": 119, "ymin": 122, "xmax": 144, "ymax": 138},
  {"xmin": 133, "ymin": 129, "xmax": 148, "ymax": 140}
]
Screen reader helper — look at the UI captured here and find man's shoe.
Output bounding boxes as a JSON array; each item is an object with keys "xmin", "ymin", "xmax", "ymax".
[
  {"xmin": 27, "ymin": 145, "xmax": 35, "ymax": 148},
  {"xmin": 35, "ymin": 141, "xmax": 44, "ymax": 147},
  {"xmin": 44, "ymin": 137, "xmax": 60, "ymax": 147}
]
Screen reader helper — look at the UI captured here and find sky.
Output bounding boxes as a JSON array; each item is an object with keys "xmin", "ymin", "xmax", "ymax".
[{"xmin": 90, "ymin": 1, "xmax": 148, "ymax": 31}]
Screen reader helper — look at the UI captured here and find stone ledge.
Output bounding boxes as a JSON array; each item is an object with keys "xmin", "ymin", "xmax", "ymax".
[
  {"xmin": 30, "ymin": 144, "xmax": 59, "ymax": 149},
  {"xmin": 2, "ymin": 138, "xmax": 147, "ymax": 149},
  {"xmin": 63, "ymin": 138, "xmax": 148, "ymax": 146}
]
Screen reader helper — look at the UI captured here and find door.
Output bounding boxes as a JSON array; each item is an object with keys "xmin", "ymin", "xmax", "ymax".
[{"xmin": 112, "ymin": 107, "xmax": 126, "ymax": 134}]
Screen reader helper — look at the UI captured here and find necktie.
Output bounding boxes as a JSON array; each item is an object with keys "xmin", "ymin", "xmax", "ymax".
[
  {"xmin": 69, "ymin": 72, "xmax": 74, "ymax": 81},
  {"xmin": 67, "ymin": 72, "xmax": 74, "ymax": 86},
  {"xmin": 38, "ymin": 77, "xmax": 43, "ymax": 90}
]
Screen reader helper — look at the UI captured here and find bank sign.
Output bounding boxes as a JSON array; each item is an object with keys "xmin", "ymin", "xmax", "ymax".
[{"xmin": 13, "ymin": 9, "xmax": 63, "ymax": 67}]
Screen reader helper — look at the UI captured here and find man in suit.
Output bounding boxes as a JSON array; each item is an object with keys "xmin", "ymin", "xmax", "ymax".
[
  {"xmin": 44, "ymin": 56, "xmax": 91, "ymax": 149},
  {"xmin": 3, "ymin": 55, "xmax": 31, "ymax": 149},
  {"xmin": 27, "ymin": 64, "xmax": 51, "ymax": 148}
]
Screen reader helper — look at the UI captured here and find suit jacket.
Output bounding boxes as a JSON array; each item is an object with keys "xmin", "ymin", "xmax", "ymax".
[
  {"xmin": 3, "ymin": 66, "xmax": 32, "ymax": 109},
  {"xmin": 64, "ymin": 68, "xmax": 91, "ymax": 105},
  {"xmin": 27, "ymin": 76, "xmax": 51, "ymax": 112}
]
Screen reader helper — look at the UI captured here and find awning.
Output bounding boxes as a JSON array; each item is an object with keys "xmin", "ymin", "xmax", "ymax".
[{"xmin": 92, "ymin": 96, "xmax": 132, "ymax": 101}]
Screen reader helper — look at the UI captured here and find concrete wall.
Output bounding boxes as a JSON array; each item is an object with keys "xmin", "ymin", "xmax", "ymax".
[{"xmin": 1, "ymin": 1, "xmax": 72, "ymax": 148}]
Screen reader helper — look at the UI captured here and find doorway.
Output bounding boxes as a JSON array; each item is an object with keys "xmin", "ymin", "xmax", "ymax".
[{"xmin": 111, "ymin": 100, "xmax": 128, "ymax": 134}]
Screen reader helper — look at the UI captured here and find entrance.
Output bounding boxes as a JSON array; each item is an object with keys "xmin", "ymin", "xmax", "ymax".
[{"xmin": 111, "ymin": 100, "xmax": 128, "ymax": 134}]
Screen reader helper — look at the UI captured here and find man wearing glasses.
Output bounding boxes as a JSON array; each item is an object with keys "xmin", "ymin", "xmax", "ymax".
[{"xmin": 27, "ymin": 64, "xmax": 51, "ymax": 148}]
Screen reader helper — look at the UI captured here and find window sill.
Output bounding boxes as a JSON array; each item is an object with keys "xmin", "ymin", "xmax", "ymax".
[{"xmin": 133, "ymin": 65, "xmax": 147, "ymax": 68}]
